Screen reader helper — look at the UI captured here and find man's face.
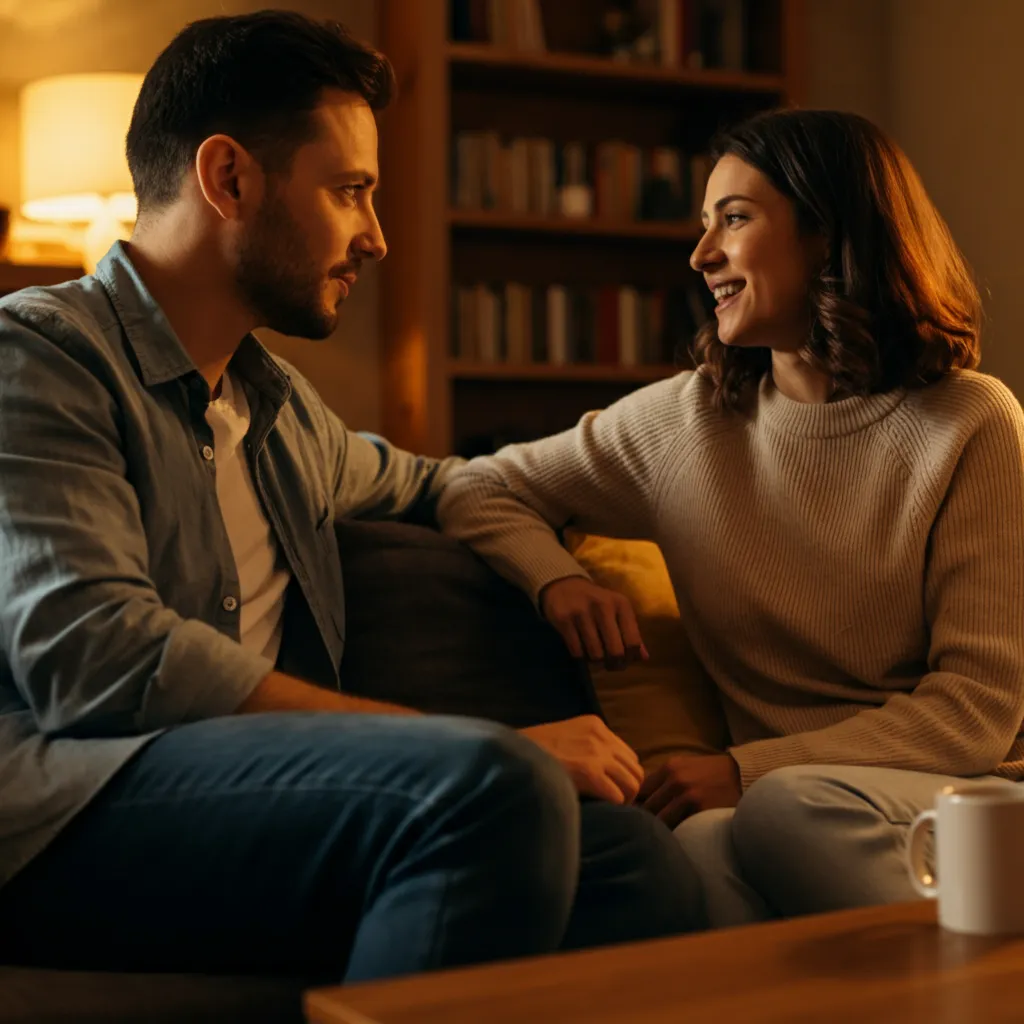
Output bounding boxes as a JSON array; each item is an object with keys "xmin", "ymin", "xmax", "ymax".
[{"xmin": 237, "ymin": 91, "xmax": 386, "ymax": 339}]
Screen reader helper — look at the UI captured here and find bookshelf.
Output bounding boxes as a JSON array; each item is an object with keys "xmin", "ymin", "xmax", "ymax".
[{"xmin": 377, "ymin": 0, "xmax": 805, "ymax": 457}]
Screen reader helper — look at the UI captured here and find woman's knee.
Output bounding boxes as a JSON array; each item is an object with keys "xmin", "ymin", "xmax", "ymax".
[
  {"xmin": 672, "ymin": 808, "xmax": 771, "ymax": 928},
  {"xmin": 731, "ymin": 765, "xmax": 912, "ymax": 915},
  {"xmin": 732, "ymin": 766, "xmax": 832, "ymax": 860}
]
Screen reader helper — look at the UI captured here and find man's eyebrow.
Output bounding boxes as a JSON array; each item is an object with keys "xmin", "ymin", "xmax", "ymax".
[{"xmin": 701, "ymin": 193, "xmax": 757, "ymax": 223}]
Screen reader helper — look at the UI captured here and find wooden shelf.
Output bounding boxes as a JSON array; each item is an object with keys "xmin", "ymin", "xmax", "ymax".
[
  {"xmin": 447, "ymin": 42, "xmax": 786, "ymax": 95},
  {"xmin": 448, "ymin": 361, "xmax": 680, "ymax": 383},
  {"xmin": 449, "ymin": 209, "xmax": 703, "ymax": 242}
]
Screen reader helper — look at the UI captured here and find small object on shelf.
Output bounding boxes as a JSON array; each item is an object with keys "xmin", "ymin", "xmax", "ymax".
[
  {"xmin": 558, "ymin": 184, "xmax": 593, "ymax": 219},
  {"xmin": 599, "ymin": 1, "xmax": 657, "ymax": 63},
  {"xmin": 0, "ymin": 206, "xmax": 9, "ymax": 260}
]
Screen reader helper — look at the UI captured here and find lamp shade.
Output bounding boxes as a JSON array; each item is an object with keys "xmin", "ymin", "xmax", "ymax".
[{"xmin": 20, "ymin": 73, "xmax": 143, "ymax": 224}]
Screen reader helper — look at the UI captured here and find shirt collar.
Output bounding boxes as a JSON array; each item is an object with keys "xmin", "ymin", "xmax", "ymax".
[
  {"xmin": 95, "ymin": 240, "xmax": 195, "ymax": 387},
  {"xmin": 93, "ymin": 240, "xmax": 291, "ymax": 408}
]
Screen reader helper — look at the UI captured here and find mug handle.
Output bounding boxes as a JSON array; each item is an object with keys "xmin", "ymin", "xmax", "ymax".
[{"xmin": 906, "ymin": 809, "xmax": 939, "ymax": 898}]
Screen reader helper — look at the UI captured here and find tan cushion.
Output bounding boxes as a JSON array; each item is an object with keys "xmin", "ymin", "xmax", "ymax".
[{"xmin": 564, "ymin": 530, "xmax": 729, "ymax": 771}]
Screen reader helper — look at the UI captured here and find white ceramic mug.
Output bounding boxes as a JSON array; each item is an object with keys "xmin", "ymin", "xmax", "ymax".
[{"xmin": 906, "ymin": 782, "xmax": 1024, "ymax": 935}]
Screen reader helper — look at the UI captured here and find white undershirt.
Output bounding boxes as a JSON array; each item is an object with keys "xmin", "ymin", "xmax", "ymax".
[{"xmin": 205, "ymin": 371, "xmax": 290, "ymax": 664}]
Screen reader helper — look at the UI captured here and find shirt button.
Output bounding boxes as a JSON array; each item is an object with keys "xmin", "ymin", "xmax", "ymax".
[
  {"xmin": 222, "ymin": 595, "xmax": 238, "ymax": 613},
  {"xmin": 201, "ymin": 445, "xmax": 215, "ymax": 462}
]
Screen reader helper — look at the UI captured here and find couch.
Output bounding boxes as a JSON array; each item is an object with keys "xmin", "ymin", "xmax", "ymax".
[{"xmin": 0, "ymin": 520, "xmax": 603, "ymax": 1023}]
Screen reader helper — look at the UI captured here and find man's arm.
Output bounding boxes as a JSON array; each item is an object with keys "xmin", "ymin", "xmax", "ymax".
[
  {"xmin": 237, "ymin": 671, "xmax": 417, "ymax": 716},
  {"xmin": 0, "ymin": 312, "xmax": 276, "ymax": 737},
  {"xmin": 235, "ymin": 672, "xmax": 645, "ymax": 805},
  {"xmin": 330, "ymin": 419, "xmax": 464, "ymax": 525}
]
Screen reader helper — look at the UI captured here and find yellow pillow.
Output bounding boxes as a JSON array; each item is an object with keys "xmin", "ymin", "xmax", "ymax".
[{"xmin": 564, "ymin": 529, "xmax": 729, "ymax": 771}]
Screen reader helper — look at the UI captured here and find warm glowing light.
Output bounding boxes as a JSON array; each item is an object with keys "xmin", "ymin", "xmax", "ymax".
[{"xmin": 19, "ymin": 73, "xmax": 143, "ymax": 269}]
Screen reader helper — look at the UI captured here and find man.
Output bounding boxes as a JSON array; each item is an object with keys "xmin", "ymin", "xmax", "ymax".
[{"xmin": 0, "ymin": 12, "xmax": 703, "ymax": 981}]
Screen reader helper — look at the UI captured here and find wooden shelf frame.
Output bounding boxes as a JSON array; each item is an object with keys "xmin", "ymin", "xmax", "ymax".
[
  {"xmin": 378, "ymin": 0, "xmax": 806, "ymax": 456},
  {"xmin": 446, "ymin": 41, "xmax": 787, "ymax": 94}
]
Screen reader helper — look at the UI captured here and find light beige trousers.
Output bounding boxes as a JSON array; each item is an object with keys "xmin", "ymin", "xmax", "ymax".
[{"xmin": 672, "ymin": 764, "xmax": 1017, "ymax": 928}]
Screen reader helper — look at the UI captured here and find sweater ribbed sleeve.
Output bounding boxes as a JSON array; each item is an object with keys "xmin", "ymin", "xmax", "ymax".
[{"xmin": 438, "ymin": 374, "xmax": 694, "ymax": 603}]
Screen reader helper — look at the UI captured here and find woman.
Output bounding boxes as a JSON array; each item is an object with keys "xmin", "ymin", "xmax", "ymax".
[{"xmin": 437, "ymin": 109, "xmax": 1024, "ymax": 926}]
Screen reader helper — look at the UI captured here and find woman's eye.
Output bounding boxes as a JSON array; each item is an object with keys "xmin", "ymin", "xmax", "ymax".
[{"xmin": 724, "ymin": 212, "xmax": 748, "ymax": 227}]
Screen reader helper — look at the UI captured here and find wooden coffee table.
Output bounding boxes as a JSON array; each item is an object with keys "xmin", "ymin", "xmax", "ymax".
[{"xmin": 305, "ymin": 901, "xmax": 1024, "ymax": 1023}]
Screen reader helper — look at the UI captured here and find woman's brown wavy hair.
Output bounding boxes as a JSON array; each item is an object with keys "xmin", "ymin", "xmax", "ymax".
[{"xmin": 692, "ymin": 109, "xmax": 981, "ymax": 410}]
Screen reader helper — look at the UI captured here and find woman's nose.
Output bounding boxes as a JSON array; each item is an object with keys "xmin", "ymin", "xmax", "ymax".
[{"xmin": 690, "ymin": 231, "xmax": 723, "ymax": 273}]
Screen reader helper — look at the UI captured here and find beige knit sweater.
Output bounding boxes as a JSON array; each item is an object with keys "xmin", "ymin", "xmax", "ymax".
[{"xmin": 438, "ymin": 370, "xmax": 1024, "ymax": 787}]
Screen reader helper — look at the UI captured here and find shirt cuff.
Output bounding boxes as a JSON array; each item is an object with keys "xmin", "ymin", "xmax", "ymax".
[{"xmin": 138, "ymin": 618, "xmax": 274, "ymax": 729}]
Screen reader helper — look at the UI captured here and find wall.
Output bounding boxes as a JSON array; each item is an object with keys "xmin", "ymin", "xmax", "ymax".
[
  {"xmin": 804, "ymin": 0, "xmax": 890, "ymax": 129},
  {"xmin": 888, "ymin": 0, "xmax": 1024, "ymax": 400},
  {"xmin": 0, "ymin": 0, "xmax": 381, "ymax": 430}
]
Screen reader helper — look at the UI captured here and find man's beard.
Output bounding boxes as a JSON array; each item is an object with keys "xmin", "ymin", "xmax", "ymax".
[{"xmin": 236, "ymin": 189, "xmax": 338, "ymax": 340}]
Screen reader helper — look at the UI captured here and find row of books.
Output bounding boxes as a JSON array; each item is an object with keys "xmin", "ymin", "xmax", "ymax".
[
  {"xmin": 656, "ymin": 0, "xmax": 746, "ymax": 71},
  {"xmin": 451, "ymin": 282, "xmax": 714, "ymax": 367},
  {"xmin": 450, "ymin": 0, "xmax": 749, "ymax": 73},
  {"xmin": 453, "ymin": 132, "xmax": 712, "ymax": 221},
  {"xmin": 450, "ymin": 0, "xmax": 545, "ymax": 51}
]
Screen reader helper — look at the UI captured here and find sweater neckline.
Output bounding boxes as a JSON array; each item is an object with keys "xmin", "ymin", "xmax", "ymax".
[{"xmin": 757, "ymin": 374, "xmax": 907, "ymax": 437}]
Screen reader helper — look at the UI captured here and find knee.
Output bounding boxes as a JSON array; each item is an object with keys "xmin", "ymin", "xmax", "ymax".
[
  {"xmin": 673, "ymin": 807, "xmax": 738, "ymax": 868},
  {"xmin": 732, "ymin": 766, "xmax": 829, "ymax": 862},
  {"xmin": 567, "ymin": 804, "xmax": 708, "ymax": 945},
  {"xmin": 440, "ymin": 719, "xmax": 580, "ymax": 844},
  {"xmin": 599, "ymin": 804, "xmax": 706, "ymax": 911}
]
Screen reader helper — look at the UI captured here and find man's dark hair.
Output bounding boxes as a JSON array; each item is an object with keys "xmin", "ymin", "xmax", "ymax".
[{"xmin": 126, "ymin": 10, "xmax": 394, "ymax": 213}]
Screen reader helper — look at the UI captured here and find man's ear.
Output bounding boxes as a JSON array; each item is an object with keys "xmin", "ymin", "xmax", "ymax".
[{"xmin": 194, "ymin": 134, "xmax": 263, "ymax": 221}]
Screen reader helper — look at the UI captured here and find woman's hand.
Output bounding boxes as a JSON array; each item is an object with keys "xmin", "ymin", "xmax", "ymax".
[
  {"xmin": 638, "ymin": 754, "xmax": 743, "ymax": 829},
  {"xmin": 540, "ymin": 576, "xmax": 648, "ymax": 670},
  {"xmin": 520, "ymin": 715, "xmax": 644, "ymax": 804}
]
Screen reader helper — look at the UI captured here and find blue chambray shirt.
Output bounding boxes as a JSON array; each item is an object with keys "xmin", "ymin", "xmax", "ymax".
[{"xmin": 0, "ymin": 242, "xmax": 460, "ymax": 888}]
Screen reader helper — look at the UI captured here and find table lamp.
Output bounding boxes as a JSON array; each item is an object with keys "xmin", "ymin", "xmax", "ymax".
[{"xmin": 20, "ymin": 73, "xmax": 143, "ymax": 272}]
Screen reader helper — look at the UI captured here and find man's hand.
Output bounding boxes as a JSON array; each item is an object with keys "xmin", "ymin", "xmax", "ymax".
[
  {"xmin": 520, "ymin": 714, "xmax": 644, "ymax": 804},
  {"xmin": 540, "ymin": 577, "xmax": 649, "ymax": 670},
  {"xmin": 637, "ymin": 754, "xmax": 742, "ymax": 829}
]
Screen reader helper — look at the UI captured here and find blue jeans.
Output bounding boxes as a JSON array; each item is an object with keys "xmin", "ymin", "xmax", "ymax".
[{"xmin": 0, "ymin": 713, "xmax": 705, "ymax": 981}]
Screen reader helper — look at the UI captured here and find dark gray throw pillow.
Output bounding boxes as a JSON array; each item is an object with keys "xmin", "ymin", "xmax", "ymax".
[{"xmin": 335, "ymin": 520, "xmax": 598, "ymax": 727}]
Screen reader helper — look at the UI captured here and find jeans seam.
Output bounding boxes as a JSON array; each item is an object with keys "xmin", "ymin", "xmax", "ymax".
[{"xmin": 107, "ymin": 780, "xmax": 426, "ymax": 810}]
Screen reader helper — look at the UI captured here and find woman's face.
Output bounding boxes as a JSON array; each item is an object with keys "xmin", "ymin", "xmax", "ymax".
[{"xmin": 690, "ymin": 154, "xmax": 822, "ymax": 351}]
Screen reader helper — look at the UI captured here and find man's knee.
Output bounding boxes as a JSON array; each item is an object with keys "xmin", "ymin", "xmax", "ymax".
[{"xmin": 441, "ymin": 718, "xmax": 579, "ymax": 824}]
